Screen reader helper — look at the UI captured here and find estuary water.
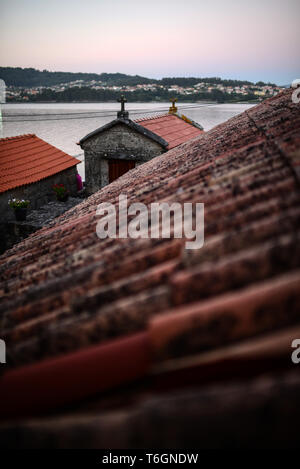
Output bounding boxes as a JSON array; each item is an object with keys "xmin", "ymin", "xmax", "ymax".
[{"xmin": 1, "ymin": 101, "xmax": 254, "ymax": 180}]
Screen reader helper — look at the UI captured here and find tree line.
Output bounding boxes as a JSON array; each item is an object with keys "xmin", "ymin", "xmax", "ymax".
[
  {"xmin": 12, "ymin": 86, "xmax": 258, "ymax": 103},
  {"xmin": 0, "ymin": 67, "xmax": 275, "ymax": 88}
]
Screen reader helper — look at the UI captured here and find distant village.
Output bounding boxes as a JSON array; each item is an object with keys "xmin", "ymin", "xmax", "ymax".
[{"xmin": 5, "ymin": 79, "xmax": 283, "ymax": 102}]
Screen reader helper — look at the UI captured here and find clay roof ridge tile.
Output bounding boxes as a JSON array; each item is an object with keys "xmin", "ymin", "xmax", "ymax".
[{"xmin": 0, "ymin": 133, "xmax": 36, "ymax": 143}]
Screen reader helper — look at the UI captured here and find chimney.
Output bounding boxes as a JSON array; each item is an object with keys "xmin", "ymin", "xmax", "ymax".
[{"xmin": 169, "ymin": 97, "xmax": 178, "ymax": 114}]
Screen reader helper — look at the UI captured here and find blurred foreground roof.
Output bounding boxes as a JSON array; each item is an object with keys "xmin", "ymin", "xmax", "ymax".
[{"xmin": 0, "ymin": 89, "xmax": 300, "ymax": 448}]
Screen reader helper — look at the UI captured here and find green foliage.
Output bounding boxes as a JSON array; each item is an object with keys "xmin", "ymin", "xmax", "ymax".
[
  {"xmin": 1, "ymin": 67, "xmax": 264, "ymax": 103},
  {"xmin": 9, "ymin": 198, "xmax": 30, "ymax": 209},
  {"xmin": 0, "ymin": 66, "xmax": 272, "ymax": 88},
  {"xmin": 52, "ymin": 184, "xmax": 69, "ymax": 199},
  {"xmin": 160, "ymin": 77, "xmax": 254, "ymax": 87},
  {"xmin": 0, "ymin": 67, "xmax": 155, "ymax": 87},
  {"xmin": 17, "ymin": 86, "xmax": 256, "ymax": 103}
]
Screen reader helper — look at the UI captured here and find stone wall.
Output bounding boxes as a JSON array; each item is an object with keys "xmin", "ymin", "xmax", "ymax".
[
  {"xmin": 82, "ymin": 123, "xmax": 164, "ymax": 195},
  {"xmin": 0, "ymin": 166, "xmax": 78, "ymax": 222}
]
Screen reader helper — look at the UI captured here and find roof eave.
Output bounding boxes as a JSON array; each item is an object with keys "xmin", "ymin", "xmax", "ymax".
[{"xmin": 176, "ymin": 113, "xmax": 204, "ymax": 130}]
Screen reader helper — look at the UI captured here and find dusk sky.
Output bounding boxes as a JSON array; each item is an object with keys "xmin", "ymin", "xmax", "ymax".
[{"xmin": 0, "ymin": 0, "xmax": 299, "ymax": 85}]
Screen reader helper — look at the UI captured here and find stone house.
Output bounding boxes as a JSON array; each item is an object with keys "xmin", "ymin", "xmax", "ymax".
[
  {"xmin": 0, "ymin": 134, "xmax": 80, "ymax": 220},
  {"xmin": 79, "ymin": 97, "xmax": 204, "ymax": 195}
]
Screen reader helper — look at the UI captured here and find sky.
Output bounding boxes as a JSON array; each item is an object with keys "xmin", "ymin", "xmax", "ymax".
[{"xmin": 0, "ymin": 0, "xmax": 299, "ymax": 85}]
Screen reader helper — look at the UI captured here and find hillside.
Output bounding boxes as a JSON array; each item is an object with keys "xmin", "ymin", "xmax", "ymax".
[
  {"xmin": 0, "ymin": 68, "xmax": 154, "ymax": 87},
  {"xmin": 0, "ymin": 67, "xmax": 273, "ymax": 88}
]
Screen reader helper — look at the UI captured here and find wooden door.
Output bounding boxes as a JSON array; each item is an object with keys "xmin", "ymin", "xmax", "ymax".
[{"xmin": 108, "ymin": 159, "xmax": 135, "ymax": 183}]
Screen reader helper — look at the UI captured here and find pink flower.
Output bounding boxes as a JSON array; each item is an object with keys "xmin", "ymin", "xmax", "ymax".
[{"xmin": 76, "ymin": 173, "xmax": 83, "ymax": 191}]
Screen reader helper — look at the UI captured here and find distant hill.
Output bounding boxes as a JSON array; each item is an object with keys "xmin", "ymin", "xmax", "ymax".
[
  {"xmin": 0, "ymin": 67, "xmax": 154, "ymax": 87},
  {"xmin": 0, "ymin": 67, "xmax": 274, "ymax": 88}
]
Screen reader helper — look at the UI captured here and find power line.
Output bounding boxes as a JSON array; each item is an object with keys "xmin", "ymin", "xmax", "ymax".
[
  {"xmin": 4, "ymin": 104, "xmax": 215, "ymax": 119},
  {"xmin": 3, "ymin": 102, "xmax": 215, "ymax": 117},
  {"xmin": 3, "ymin": 107, "xmax": 163, "ymax": 118},
  {"xmin": 2, "ymin": 104, "xmax": 178, "ymax": 117},
  {"xmin": 2, "ymin": 103, "xmax": 219, "ymax": 123}
]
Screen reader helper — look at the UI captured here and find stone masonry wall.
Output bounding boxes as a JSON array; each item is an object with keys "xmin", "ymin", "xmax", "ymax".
[
  {"xmin": 82, "ymin": 124, "xmax": 164, "ymax": 195},
  {"xmin": 0, "ymin": 166, "xmax": 78, "ymax": 222}
]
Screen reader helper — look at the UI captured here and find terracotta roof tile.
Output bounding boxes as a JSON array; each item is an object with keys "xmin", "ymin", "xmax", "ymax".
[
  {"xmin": 135, "ymin": 113, "xmax": 204, "ymax": 149},
  {"xmin": 0, "ymin": 134, "xmax": 81, "ymax": 193},
  {"xmin": 1, "ymin": 89, "xmax": 300, "ymax": 447}
]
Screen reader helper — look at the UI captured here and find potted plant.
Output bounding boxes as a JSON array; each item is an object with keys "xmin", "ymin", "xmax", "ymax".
[
  {"xmin": 9, "ymin": 198, "xmax": 30, "ymax": 221},
  {"xmin": 53, "ymin": 184, "xmax": 69, "ymax": 202}
]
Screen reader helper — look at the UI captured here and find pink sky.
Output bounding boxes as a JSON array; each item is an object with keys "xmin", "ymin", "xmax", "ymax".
[{"xmin": 0, "ymin": 0, "xmax": 299, "ymax": 84}]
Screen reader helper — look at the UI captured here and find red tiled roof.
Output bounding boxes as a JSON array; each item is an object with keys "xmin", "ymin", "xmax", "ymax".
[
  {"xmin": 135, "ymin": 113, "xmax": 204, "ymax": 149},
  {"xmin": 0, "ymin": 89, "xmax": 300, "ymax": 448},
  {"xmin": 0, "ymin": 134, "xmax": 80, "ymax": 194}
]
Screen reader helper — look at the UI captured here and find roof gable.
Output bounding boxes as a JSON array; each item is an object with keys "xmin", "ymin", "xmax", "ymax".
[
  {"xmin": 0, "ymin": 134, "xmax": 80, "ymax": 194},
  {"xmin": 79, "ymin": 118, "xmax": 168, "ymax": 149}
]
